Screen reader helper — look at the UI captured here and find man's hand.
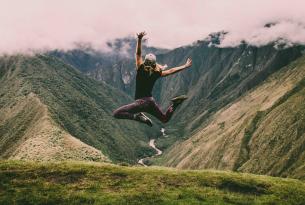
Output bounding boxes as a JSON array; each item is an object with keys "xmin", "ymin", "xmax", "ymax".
[
  {"xmin": 137, "ymin": 31, "xmax": 146, "ymax": 39},
  {"xmin": 157, "ymin": 63, "xmax": 168, "ymax": 70},
  {"xmin": 184, "ymin": 58, "xmax": 192, "ymax": 68},
  {"xmin": 136, "ymin": 31, "xmax": 146, "ymax": 68}
]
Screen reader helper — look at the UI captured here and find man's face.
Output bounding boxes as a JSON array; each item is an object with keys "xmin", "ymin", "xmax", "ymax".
[{"xmin": 144, "ymin": 60, "xmax": 156, "ymax": 68}]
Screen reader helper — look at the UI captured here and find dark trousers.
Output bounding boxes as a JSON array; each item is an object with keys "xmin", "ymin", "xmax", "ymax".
[{"xmin": 113, "ymin": 97, "xmax": 174, "ymax": 123}]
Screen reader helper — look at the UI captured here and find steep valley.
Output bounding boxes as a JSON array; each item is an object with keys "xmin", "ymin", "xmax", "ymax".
[
  {"xmin": 50, "ymin": 39, "xmax": 305, "ymax": 179},
  {"xmin": 1, "ymin": 39, "xmax": 305, "ymax": 180},
  {"xmin": 55, "ymin": 39, "xmax": 305, "ymax": 141}
]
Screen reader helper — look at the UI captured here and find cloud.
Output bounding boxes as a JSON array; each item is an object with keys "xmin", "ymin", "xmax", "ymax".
[
  {"xmin": 220, "ymin": 20, "xmax": 305, "ymax": 47},
  {"xmin": 0, "ymin": 0, "xmax": 305, "ymax": 54}
]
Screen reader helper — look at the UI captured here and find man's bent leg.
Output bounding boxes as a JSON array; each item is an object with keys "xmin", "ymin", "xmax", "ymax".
[
  {"xmin": 147, "ymin": 98, "xmax": 175, "ymax": 123},
  {"xmin": 113, "ymin": 101, "xmax": 139, "ymax": 120}
]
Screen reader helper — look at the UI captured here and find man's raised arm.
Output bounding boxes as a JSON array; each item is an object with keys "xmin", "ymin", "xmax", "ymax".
[
  {"xmin": 135, "ymin": 31, "xmax": 146, "ymax": 69},
  {"xmin": 161, "ymin": 58, "xmax": 192, "ymax": 77}
]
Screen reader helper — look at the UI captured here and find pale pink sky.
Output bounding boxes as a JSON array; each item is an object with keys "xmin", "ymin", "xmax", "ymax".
[{"xmin": 0, "ymin": 0, "xmax": 305, "ymax": 54}]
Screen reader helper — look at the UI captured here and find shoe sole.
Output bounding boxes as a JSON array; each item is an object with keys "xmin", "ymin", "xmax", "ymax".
[
  {"xmin": 140, "ymin": 113, "xmax": 153, "ymax": 127},
  {"xmin": 171, "ymin": 95, "xmax": 188, "ymax": 102}
]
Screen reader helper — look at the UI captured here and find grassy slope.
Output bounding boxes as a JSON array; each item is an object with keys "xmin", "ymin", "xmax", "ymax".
[
  {"xmin": 1, "ymin": 160, "xmax": 305, "ymax": 205},
  {"xmin": 156, "ymin": 45, "xmax": 303, "ymax": 138},
  {"xmin": 237, "ymin": 69, "xmax": 305, "ymax": 179},
  {"xmin": 0, "ymin": 55, "xmax": 155, "ymax": 163},
  {"xmin": 0, "ymin": 56, "xmax": 108, "ymax": 162},
  {"xmin": 159, "ymin": 55, "xmax": 305, "ymax": 179},
  {"xmin": 0, "ymin": 91, "xmax": 108, "ymax": 162}
]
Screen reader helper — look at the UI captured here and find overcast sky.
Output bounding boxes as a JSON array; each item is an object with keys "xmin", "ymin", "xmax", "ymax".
[{"xmin": 1, "ymin": 0, "xmax": 305, "ymax": 54}]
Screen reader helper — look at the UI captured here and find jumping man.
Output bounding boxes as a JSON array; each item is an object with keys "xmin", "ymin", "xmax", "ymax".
[{"xmin": 113, "ymin": 31, "xmax": 192, "ymax": 126}]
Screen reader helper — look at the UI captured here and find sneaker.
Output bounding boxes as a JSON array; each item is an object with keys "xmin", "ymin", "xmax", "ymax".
[
  {"xmin": 135, "ymin": 112, "xmax": 153, "ymax": 127},
  {"xmin": 171, "ymin": 95, "xmax": 188, "ymax": 107}
]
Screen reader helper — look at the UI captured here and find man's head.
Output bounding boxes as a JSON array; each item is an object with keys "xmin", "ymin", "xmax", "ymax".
[{"xmin": 144, "ymin": 53, "xmax": 156, "ymax": 68}]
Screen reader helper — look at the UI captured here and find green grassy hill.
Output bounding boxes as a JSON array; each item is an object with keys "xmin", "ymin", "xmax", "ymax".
[
  {"xmin": 1, "ymin": 160, "xmax": 305, "ymax": 205},
  {"xmin": 0, "ymin": 55, "xmax": 156, "ymax": 163}
]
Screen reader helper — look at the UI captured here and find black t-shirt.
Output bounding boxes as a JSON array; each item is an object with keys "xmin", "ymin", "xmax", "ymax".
[{"xmin": 135, "ymin": 64, "xmax": 162, "ymax": 99}]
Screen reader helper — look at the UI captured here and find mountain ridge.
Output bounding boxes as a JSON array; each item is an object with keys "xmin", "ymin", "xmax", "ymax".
[{"xmin": 0, "ymin": 54, "xmax": 156, "ymax": 163}]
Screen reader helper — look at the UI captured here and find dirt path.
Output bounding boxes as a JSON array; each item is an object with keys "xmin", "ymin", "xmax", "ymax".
[
  {"xmin": 138, "ymin": 139, "xmax": 162, "ymax": 166},
  {"xmin": 149, "ymin": 139, "xmax": 162, "ymax": 156}
]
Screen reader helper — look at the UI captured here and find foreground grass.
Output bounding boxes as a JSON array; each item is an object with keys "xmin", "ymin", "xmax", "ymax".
[{"xmin": 0, "ymin": 161, "xmax": 305, "ymax": 205}]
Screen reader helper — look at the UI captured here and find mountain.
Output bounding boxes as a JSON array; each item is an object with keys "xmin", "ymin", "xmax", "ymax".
[
  {"xmin": 1, "ymin": 160, "xmax": 305, "ymax": 205},
  {"xmin": 50, "ymin": 37, "xmax": 169, "ymax": 96},
  {"xmin": 160, "ymin": 54, "xmax": 305, "ymax": 179},
  {"xmin": 0, "ymin": 54, "xmax": 157, "ymax": 163},
  {"xmin": 53, "ymin": 37, "xmax": 305, "ymax": 137},
  {"xmin": 53, "ymin": 37, "xmax": 305, "ymax": 139},
  {"xmin": 155, "ymin": 41, "xmax": 304, "ymax": 133},
  {"xmin": 50, "ymin": 35, "xmax": 305, "ymax": 178},
  {"xmin": 2, "ymin": 49, "xmax": 305, "ymax": 204}
]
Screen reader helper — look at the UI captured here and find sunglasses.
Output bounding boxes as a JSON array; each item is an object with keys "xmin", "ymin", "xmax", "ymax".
[{"xmin": 144, "ymin": 60, "xmax": 156, "ymax": 68}]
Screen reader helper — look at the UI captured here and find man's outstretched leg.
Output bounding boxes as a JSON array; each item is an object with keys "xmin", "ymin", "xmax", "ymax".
[
  {"xmin": 147, "ymin": 95, "xmax": 187, "ymax": 123},
  {"xmin": 113, "ymin": 100, "xmax": 153, "ymax": 127}
]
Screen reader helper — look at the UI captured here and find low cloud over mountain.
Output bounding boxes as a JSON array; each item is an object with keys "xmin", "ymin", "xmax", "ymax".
[{"xmin": 1, "ymin": 0, "xmax": 305, "ymax": 54}]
